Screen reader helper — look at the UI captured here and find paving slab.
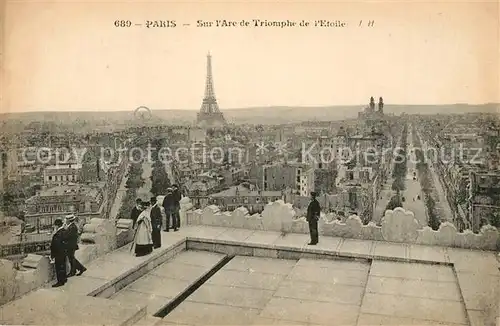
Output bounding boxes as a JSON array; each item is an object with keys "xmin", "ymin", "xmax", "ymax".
[
  {"xmin": 455, "ymin": 271, "xmax": 500, "ymax": 313},
  {"xmin": 448, "ymin": 248, "xmax": 500, "ymax": 276},
  {"xmin": 245, "ymin": 230, "xmax": 282, "ymax": 246},
  {"xmin": 181, "ymin": 225, "xmax": 229, "ymax": 239},
  {"xmin": 187, "ymin": 283, "xmax": 275, "ymax": 309},
  {"xmin": 108, "ymin": 249, "xmax": 227, "ymax": 318},
  {"xmin": 83, "ymin": 259, "xmax": 135, "ymax": 280},
  {"xmin": 372, "ymin": 241, "xmax": 408, "ymax": 259},
  {"xmin": 170, "ymin": 250, "xmax": 225, "ymax": 267},
  {"xmin": 111, "ymin": 289, "xmax": 172, "ymax": 315},
  {"xmin": 149, "ymin": 260, "xmax": 208, "ymax": 281},
  {"xmin": 224, "ymin": 256, "xmax": 298, "ymax": 275},
  {"xmin": 366, "ymin": 275, "xmax": 462, "ymax": 301},
  {"xmin": 162, "ymin": 301, "xmax": 260, "ymax": 325},
  {"xmin": 274, "ymin": 279, "xmax": 365, "ymax": 305},
  {"xmin": 287, "ymin": 264, "xmax": 368, "ymax": 287},
  {"xmin": 126, "ymin": 274, "xmax": 191, "ymax": 297},
  {"xmin": 408, "ymin": 244, "xmax": 449, "ymax": 263},
  {"xmin": 467, "ymin": 309, "xmax": 499, "ymax": 326},
  {"xmin": 357, "ymin": 313, "xmax": 466, "ymax": 325},
  {"xmin": 134, "ymin": 315, "xmax": 163, "ymax": 326},
  {"xmin": 296, "ymin": 257, "xmax": 370, "ymax": 271},
  {"xmin": 338, "ymin": 239, "xmax": 374, "ymax": 257},
  {"xmin": 360, "ymin": 292, "xmax": 468, "ymax": 324},
  {"xmin": 157, "ymin": 233, "xmax": 187, "ymax": 249},
  {"xmin": 157, "ymin": 321, "xmax": 194, "ymax": 326},
  {"xmin": 259, "ymin": 297, "xmax": 359, "ymax": 325},
  {"xmin": 49, "ymin": 275, "xmax": 109, "ymax": 295},
  {"xmin": 251, "ymin": 316, "xmax": 309, "ymax": 325},
  {"xmin": 206, "ymin": 268, "xmax": 287, "ymax": 290},
  {"xmin": 370, "ymin": 260, "xmax": 456, "ymax": 282},
  {"xmin": 216, "ymin": 228, "xmax": 255, "ymax": 242},
  {"xmin": 273, "ymin": 233, "xmax": 308, "ymax": 248},
  {"xmin": 0, "ymin": 288, "xmax": 145, "ymax": 325},
  {"xmin": 304, "ymin": 235, "xmax": 342, "ymax": 253},
  {"xmin": 105, "ymin": 248, "xmax": 153, "ymax": 264}
]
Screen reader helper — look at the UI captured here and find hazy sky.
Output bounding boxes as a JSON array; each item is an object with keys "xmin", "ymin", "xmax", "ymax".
[{"xmin": 2, "ymin": 0, "xmax": 499, "ymax": 113}]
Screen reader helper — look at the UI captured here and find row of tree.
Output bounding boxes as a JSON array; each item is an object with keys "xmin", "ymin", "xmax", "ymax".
[
  {"xmin": 412, "ymin": 128, "xmax": 440, "ymax": 230},
  {"xmin": 0, "ymin": 180, "xmax": 40, "ymax": 219},
  {"xmin": 386, "ymin": 124, "xmax": 409, "ymax": 212},
  {"xmin": 117, "ymin": 162, "xmax": 145, "ymax": 220},
  {"xmin": 391, "ymin": 124, "xmax": 408, "ymax": 193},
  {"xmin": 150, "ymin": 138, "xmax": 171, "ymax": 197}
]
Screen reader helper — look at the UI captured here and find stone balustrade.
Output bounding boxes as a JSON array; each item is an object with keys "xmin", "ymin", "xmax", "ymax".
[
  {"xmin": 1, "ymin": 196, "xmax": 497, "ymax": 306},
  {"xmin": 0, "ymin": 218, "xmax": 134, "ymax": 305},
  {"xmin": 184, "ymin": 197, "xmax": 500, "ymax": 251}
]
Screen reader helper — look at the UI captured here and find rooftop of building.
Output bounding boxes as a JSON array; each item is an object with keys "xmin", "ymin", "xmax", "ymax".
[
  {"xmin": 34, "ymin": 183, "xmax": 102, "ymax": 198},
  {"xmin": 185, "ymin": 179, "xmax": 221, "ymax": 193},
  {"xmin": 210, "ymin": 184, "xmax": 283, "ymax": 198}
]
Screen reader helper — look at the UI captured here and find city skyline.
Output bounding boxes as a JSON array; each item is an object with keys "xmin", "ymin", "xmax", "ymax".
[{"xmin": 2, "ymin": 1, "xmax": 499, "ymax": 113}]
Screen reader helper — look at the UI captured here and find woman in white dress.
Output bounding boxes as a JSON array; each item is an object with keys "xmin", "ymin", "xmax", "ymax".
[{"xmin": 133, "ymin": 201, "xmax": 153, "ymax": 257}]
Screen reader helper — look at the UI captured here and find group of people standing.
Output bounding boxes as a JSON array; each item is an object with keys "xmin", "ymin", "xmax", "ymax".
[
  {"xmin": 130, "ymin": 184, "xmax": 182, "ymax": 257},
  {"xmin": 49, "ymin": 186, "xmax": 319, "ymax": 285},
  {"xmin": 50, "ymin": 214, "xmax": 87, "ymax": 287}
]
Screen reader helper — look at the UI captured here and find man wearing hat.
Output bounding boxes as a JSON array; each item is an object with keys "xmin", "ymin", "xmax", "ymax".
[
  {"xmin": 150, "ymin": 196, "xmax": 162, "ymax": 248},
  {"xmin": 162, "ymin": 188, "xmax": 175, "ymax": 232},
  {"xmin": 65, "ymin": 214, "xmax": 87, "ymax": 276},
  {"xmin": 306, "ymin": 191, "xmax": 321, "ymax": 245},
  {"xmin": 172, "ymin": 184, "xmax": 181, "ymax": 231},
  {"xmin": 50, "ymin": 218, "xmax": 68, "ymax": 287}
]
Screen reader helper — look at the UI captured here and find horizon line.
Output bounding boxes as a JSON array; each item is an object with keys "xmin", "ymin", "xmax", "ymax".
[{"xmin": 2, "ymin": 102, "xmax": 499, "ymax": 114}]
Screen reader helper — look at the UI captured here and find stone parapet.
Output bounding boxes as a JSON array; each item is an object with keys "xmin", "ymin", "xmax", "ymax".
[
  {"xmin": 116, "ymin": 218, "xmax": 134, "ymax": 247},
  {"xmin": 184, "ymin": 197, "xmax": 499, "ymax": 251},
  {"xmin": 0, "ymin": 218, "xmax": 134, "ymax": 305},
  {"xmin": 80, "ymin": 218, "xmax": 118, "ymax": 255}
]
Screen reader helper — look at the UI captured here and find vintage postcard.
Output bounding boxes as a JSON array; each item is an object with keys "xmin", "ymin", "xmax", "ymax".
[{"xmin": 0, "ymin": 0, "xmax": 499, "ymax": 325}]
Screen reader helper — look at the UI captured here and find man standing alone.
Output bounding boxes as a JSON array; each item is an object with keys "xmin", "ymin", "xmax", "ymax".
[
  {"xmin": 50, "ymin": 219, "xmax": 67, "ymax": 287},
  {"xmin": 65, "ymin": 214, "xmax": 86, "ymax": 276},
  {"xmin": 306, "ymin": 192, "xmax": 321, "ymax": 245}
]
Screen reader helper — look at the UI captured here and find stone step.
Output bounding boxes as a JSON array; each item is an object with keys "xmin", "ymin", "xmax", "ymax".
[
  {"xmin": 0, "ymin": 288, "xmax": 146, "ymax": 326},
  {"xmin": 108, "ymin": 250, "xmax": 231, "ymax": 318}
]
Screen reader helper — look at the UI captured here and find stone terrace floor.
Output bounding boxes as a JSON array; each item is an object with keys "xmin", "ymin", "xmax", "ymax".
[{"xmin": 2, "ymin": 225, "xmax": 499, "ymax": 326}]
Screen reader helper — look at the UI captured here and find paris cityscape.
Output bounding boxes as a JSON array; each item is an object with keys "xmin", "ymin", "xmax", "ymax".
[{"xmin": 0, "ymin": 52, "xmax": 499, "ymax": 325}]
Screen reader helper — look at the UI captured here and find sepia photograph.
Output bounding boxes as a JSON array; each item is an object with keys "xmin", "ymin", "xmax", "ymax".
[{"xmin": 0, "ymin": 0, "xmax": 499, "ymax": 325}]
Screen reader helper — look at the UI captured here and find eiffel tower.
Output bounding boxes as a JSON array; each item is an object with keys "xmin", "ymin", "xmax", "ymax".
[{"xmin": 196, "ymin": 52, "xmax": 227, "ymax": 128}]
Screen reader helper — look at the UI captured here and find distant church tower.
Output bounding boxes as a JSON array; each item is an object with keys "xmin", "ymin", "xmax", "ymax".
[
  {"xmin": 79, "ymin": 146, "xmax": 101, "ymax": 183},
  {"xmin": 369, "ymin": 97, "xmax": 376, "ymax": 112},
  {"xmin": 378, "ymin": 97, "xmax": 384, "ymax": 114},
  {"xmin": 196, "ymin": 52, "xmax": 227, "ymax": 129}
]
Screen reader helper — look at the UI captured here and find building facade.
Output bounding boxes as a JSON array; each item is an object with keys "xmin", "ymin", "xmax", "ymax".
[
  {"xmin": 24, "ymin": 184, "xmax": 105, "ymax": 230},
  {"xmin": 43, "ymin": 164, "xmax": 82, "ymax": 185},
  {"xmin": 209, "ymin": 184, "xmax": 285, "ymax": 214}
]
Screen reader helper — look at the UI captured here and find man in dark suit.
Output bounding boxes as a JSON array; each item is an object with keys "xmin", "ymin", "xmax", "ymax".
[
  {"xmin": 162, "ymin": 188, "xmax": 175, "ymax": 232},
  {"xmin": 130, "ymin": 198, "xmax": 142, "ymax": 228},
  {"xmin": 50, "ymin": 219, "xmax": 67, "ymax": 287},
  {"xmin": 306, "ymin": 192, "xmax": 321, "ymax": 245},
  {"xmin": 65, "ymin": 214, "xmax": 87, "ymax": 276},
  {"xmin": 150, "ymin": 196, "xmax": 162, "ymax": 248},
  {"xmin": 172, "ymin": 184, "xmax": 181, "ymax": 231}
]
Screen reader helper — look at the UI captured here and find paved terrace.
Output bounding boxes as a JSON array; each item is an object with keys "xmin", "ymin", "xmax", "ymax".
[{"xmin": 1, "ymin": 225, "xmax": 498, "ymax": 326}]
